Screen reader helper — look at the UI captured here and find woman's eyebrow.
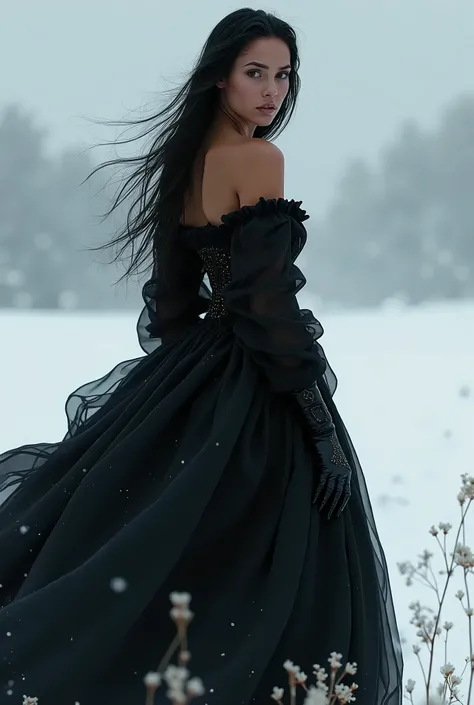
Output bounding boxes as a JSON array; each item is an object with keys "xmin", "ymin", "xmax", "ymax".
[{"xmin": 243, "ymin": 61, "xmax": 291, "ymax": 70}]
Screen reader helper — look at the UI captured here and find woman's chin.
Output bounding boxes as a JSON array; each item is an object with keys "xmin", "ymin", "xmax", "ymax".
[{"xmin": 253, "ymin": 112, "xmax": 276, "ymax": 127}]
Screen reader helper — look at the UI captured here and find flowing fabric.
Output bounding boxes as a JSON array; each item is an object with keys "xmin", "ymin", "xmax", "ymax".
[{"xmin": 0, "ymin": 198, "xmax": 403, "ymax": 705}]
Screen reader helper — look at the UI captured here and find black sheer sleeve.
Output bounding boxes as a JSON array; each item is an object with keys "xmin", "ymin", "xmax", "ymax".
[
  {"xmin": 222, "ymin": 199, "xmax": 328, "ymax": 393},
  {"xmin": 136, "ymin": 237, "xmax": 211, "ymax": 353}
]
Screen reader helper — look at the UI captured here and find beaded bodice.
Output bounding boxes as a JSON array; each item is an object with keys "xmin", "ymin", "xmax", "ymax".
[
  {"xmin": 197, "ymin": 246, "xmax": 232, "ymax": 318},
  {"xmin": 177, "ymin": 198, "xmax": 309, "ymax": 325}
]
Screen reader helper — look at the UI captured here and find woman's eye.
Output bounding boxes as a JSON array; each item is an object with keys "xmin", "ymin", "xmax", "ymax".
[{"xmin": 246, "ymin": 69, "xmax": 290, "ymax": 79}]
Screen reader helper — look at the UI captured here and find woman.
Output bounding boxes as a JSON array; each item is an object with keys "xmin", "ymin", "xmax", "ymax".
[{"xmin": 0, "ymin": 8, "xmax": 403, "ymax": 705}]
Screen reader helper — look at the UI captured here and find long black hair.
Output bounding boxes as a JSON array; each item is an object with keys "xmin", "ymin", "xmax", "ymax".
[{"xmin": 87, "ymin": 8, "xmax": 301, "ymax": 281}]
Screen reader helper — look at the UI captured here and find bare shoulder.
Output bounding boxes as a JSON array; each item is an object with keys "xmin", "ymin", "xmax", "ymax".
[
  {"xmin": 239, "ymin": 138, "xmax": 284, "ymax": 164},
  {"xmin": 205, "ymin": 139, "xmax": 283, "ymax": 175},
  {"xmin": 235, "ymin": 139, "xmax": 285, "ymax": 207},
  {"xmin": 203, "ymin": 139, "xmax": 285, "ymax": 215}
]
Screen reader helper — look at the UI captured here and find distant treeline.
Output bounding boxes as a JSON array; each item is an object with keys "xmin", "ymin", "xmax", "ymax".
[{"xmin": 1, "ymin": 95, "xmax": 473, "ymax": 310}]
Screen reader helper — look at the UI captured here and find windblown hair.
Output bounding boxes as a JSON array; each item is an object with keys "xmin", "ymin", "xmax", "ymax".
[{"xmin": 87, "ymin": 8, "xmax": 301, "ymax": 280}]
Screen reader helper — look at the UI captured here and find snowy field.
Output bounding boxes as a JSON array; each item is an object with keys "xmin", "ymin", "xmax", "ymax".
[{"xmin": 1, "ymin": 299, "xmax": 473, "ymax": 692}]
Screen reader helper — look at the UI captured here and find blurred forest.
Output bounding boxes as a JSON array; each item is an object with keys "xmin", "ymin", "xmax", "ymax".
[{"xmin": 0, "ymin": 93, "xmax": 473, "ymax": 311}]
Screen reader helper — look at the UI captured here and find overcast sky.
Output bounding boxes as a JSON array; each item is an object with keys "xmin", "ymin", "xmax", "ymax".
[{"xmin": 1, "ymin": 0, "xmax": 473, "ymax": 215}]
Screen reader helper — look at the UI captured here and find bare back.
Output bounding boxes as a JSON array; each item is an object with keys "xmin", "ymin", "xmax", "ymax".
[
  {"xmin": 181, "ymin": 143, "xmax": 243, "ymax": 227},
  {"xmin": 181, "ymin": 137, "xmax": 285, "ymax": 227}
]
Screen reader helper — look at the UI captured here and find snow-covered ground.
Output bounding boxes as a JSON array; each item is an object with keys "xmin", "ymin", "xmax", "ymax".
[{"xmin": 1, "ymin": 299, "xmax": 473, "ymax": 693}]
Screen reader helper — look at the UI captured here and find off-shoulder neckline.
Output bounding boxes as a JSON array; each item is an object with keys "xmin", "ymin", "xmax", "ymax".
[{"xmin": 179, "ymin": 197, "xmax": 309, "ymax": 232}]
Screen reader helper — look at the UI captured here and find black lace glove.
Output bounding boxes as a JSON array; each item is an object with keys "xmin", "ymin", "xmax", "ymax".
[{"xmin": 291, "ymin": 384, "xmax": 352, "ymax": 519}]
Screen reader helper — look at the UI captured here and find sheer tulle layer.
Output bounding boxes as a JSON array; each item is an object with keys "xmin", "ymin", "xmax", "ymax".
[
  {"xmin": 0, "ymin": 319, "xmax": 401, "ymax": 704},
  {"xmin": 0, "ymin": 198, "xmax": 402, "ymax": 704}
]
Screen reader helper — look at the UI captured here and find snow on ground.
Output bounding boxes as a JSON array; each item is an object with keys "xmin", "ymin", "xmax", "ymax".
[{"xmin": 1, "ymin": 299, "xmax": 473, "ymax": 691}]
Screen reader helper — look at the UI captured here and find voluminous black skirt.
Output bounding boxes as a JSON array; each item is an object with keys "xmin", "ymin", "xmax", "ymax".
[{"xmin": 0, "ymin": 319, "xmax": 402, "ymax": 704}]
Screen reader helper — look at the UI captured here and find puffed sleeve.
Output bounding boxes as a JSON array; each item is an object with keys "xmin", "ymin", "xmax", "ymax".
[
  {"xmin": 136, "ymin": 237, "xmax": 210, "ymax": 353},
  {"xmin": 222, "ymin": 198, "xmax": 327, "ymax": 392}
]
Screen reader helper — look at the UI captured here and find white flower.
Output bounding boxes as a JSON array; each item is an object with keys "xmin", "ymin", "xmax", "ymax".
[
  {"xmin": 283, "ymin": 660, "xmax": 299, "ymax": 674},
  {"xmin": 416, "ymin": 627, "xmax": 430, "ymax": 642},
  {"xmin": 420, "ymin": 549, "xmax": 433, "ymax": 564},
  {"xmin": 169, "ymin": 592, "xmax": 194, "ymax": 624},
  {"xmin": 405, "ymin": 679, "xmax": 416, "ymax": 693},
  {"xmin": 169, "ymin": 592, "xmax": 191, "ymax": 607},
  {"xmin": 443, "ymin": 621, "xmax": 453, "ymax": 631},
  {"xmin": 328, "ymin": 651, "xmax": 343, "ymax": 669},
  {"xmin": 461, "ymin": 474, "xmax": 474, "ymax": 499},
  {"xmin": 429, "ymin": 525, "xmax": 439, "ymax": 536},
  {"xmin": 296, "ymin": 670, "xmax": 308, "ymax": 684},
  {"xmin": 438, "ymin": 522, "xmax": 452, "ymax": 534},
  {"xmin": 187, "ymin": 677, "xmax": 205, "ymax": 697},
  {"xmin": 334, "ymin": 683, "xmax": 356, "ymax": 703},
  {"xmin": 456, "ymin": 590, "xmax": 465, "ymax": 600},
  {"xmin": 22, "ymin": 698, "xmax": 38, "ymax": 705},
  {"xmin": 166, "ymin": 688, "xmax": 186, "ymax": 703},
  {"xmin": 345, "ymin": 661, "xmax": 357, "ymax": 675},
  {"xmin": 412, "ymin": 644, "xmax": 421, "ymax": 655},
  {"xmin": 313, "ymin": 665, "xmax": 329, "ymax": 682},
  {"xmin": 440, "ymin": 663, "xmax": 455, "ymax": 677},
  {"xmin": 451, "ymin": 675, "xmax": 462, "ymax": 686},
  {"xmin": 457, "ymin": 491, "xmax": 466, "ymax": 505},
  {"xmin": 454, "ymin": 544, "xmax": 474, "ymax": 567},
  {"xmin": 164, "ymin": 665, "xmax": 189, "ymax": 686},
  {"xmin": 465, "ymin": 607, "xmax": 474, "ymax": 617},
  {"xmin": 170, "ymin": 607, "xmax": 194, "ymax": 623},
  {"xmin": 303, "ymin": 686, "xmax": 329, "ymax": 705},
  {"xmin": 143, "ymin": 671, "xmax": 161, "ymax": 688},
  {"xmin": 271, "ymin": 686, "xmax": 284, "ymax": 701}
]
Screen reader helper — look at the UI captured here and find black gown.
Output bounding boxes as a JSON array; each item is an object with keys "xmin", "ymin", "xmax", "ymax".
[{"xmin": 0, "ymin": 198, "xmax": 403, "ymax": 705}]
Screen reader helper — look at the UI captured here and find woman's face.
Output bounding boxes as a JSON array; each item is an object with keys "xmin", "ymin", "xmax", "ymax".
[{"xmin": 218, "ymin": 37, "xmax": 292, "ymax": 128}]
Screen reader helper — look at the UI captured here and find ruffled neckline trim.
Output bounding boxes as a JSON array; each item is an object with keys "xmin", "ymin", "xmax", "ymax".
[
  {"xmin": 180, "ymin": 197, "xmax": 309, "ymax": 233},
  {"xmin": 220, "ymin": 197, "xmax": 309, "ymax": 228}
]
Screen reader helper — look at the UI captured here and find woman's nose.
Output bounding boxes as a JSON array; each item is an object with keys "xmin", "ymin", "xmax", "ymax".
[{"xmin": 263, "ymin": 82, "xmax": 278, "ymax": 97}]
